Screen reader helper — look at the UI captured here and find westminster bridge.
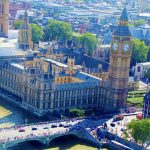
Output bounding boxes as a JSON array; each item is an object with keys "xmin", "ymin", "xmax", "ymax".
[{"xmin": 0, "ymin": 119, "xmax": 101, "ymax": 150}]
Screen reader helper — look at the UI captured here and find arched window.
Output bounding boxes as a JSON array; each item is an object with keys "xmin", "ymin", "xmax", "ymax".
[{"xmin": 2, "ymin": 4, "xmax": 4, "ymax": 13}]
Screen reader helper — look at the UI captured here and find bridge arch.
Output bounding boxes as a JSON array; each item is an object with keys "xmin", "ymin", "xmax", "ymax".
[
  {"xmin": 2, "ymin": 130, "xmax": 101, "ymax": 149},
  {"xmin": 48, "ymin": 133, "xmax": 80, "ymax": 144},
  {"xmin": 5, "ymin": 137, "xmax": 47, "ymax": 149}
]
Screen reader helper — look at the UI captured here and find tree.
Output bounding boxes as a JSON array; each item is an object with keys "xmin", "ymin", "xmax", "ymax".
[
  {"xmin": 79, "ymin": 32, "xmax": 98, "ymax": 56},
  {"xmin": 30, "ymin": 24, "xmax": 43, "ymax": 45},
  {"xmin": 144, "ymin": 68, "xmax": 150, "ymax": 80},
  {"xmin": 131, "ymin": 19, "xmax": 146, "ymax": 27},
  {"xmin": 14, "ymin": 20, "xmax": 23, "ymax": 29},
  {"xmin": 131, "ymin": 39, "xmax": 149, "ymax": 66},
  {"xmin": 69, "ymin": 108, "xmax": 85, "ymax": 118},
  {"xmin": 127, "ymin": 119, "xmax": 150, "ymax": 146},
  {"xmin": 43, "ymin": 20, "xmax": 73, "ymax": 43}
]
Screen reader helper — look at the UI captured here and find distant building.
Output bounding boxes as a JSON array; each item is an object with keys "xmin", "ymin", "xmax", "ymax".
[
  {"xmin": 128, "ymin": 77, "xmax": 139, "ymax": 91},
  {"xmin": 0, "ymin": 0, "xmax": 9, "ymax": 37},
  {"xmin": 134, "ymin": 62, "xmax": 150, "ymax": 79},
  {"xmin": 103, "ymin": 24, "xmax": 150, "ymax": 46},
  {"xmin": 18, "ymin": 10, "xmax": 33, "ymax": 50},
  {"xmin": 10, "ymin": 2, "xmax": 30, "ymax": 18},
  {"xmin": 143, "ymin": 91, "xmax": 150, "ymax": 118},
  {"xmin": 130, "ymin": 24, "xmax": 150, "ymax": 46},
  {"xmin": 93, "ymin": 44, "xmax": 110, "ymax": 62},
  {"xmin": 102, "ymin": 31, "xmax": 112, "ymax": 44},
  {"xmin": 16, "ymin": 10, "xmax": 34, "ymax": 23}
]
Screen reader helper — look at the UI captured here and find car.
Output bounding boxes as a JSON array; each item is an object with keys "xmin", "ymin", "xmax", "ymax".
[
  {"xmin": 113, "ymin": 114, "xmax": 124, "ymax": 122},
  {"xmin": 59, "ymin": 123, "xmax": 64, "ymax": 127},
  {"xmin": 121, "ymin": 128, "xmax": 125, "ymax": 132},
  {"xmin": 110, "ymin": 122, "xmax": 115, "ymax": 127},
  {"xmin": 43, "ymin": 127, "xmax": 49, "ymax": 129},
  {"xmin": 64, "ymin": 124, "xmax": 71, "ymax": 128},
  {"xmin": 19, "ymin": 129, "xmax": 25, "ymax": 132},
  {"xmin": 51, "ymin": 124, "xmax": 57, "ymax": 128},
  {"xmin": 86, "ymin": 128, "xmax": 91, "ymax": 131},
  {"xmin": 32, "ymin": 127, "xmax": 37, "ymax": 131}
]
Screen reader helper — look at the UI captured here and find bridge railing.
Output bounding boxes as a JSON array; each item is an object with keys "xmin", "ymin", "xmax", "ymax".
[
  {"xmin": 0, "ymin": 117, "xmax": 86, "ymax": 131},
  {"xmin": 0, "ymin": 128, "xmax": 70, "ymax": 143}
]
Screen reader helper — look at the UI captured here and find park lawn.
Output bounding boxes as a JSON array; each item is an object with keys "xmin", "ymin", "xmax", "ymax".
[
  {"xmin": 0, "ymin": 122, "xmax": 15, "ymax": 128},
  {"xmin": 127, "ymin": 97, "xmax": 143, "ymax": 104},
  {"xmin": 0, "ymin": 106, "xmax": 12, "ymax": 119},
  {"xmin": 128, "ymin": 90, "xmax": 146, "ymax": 95},
  {"xmin": 46, "ymin": 145, "xmax": 99, "ymax": 150},
  {"xmin": 127, "ymin": 90, "xmax": 146, "ymax": 108},
  {"xmin": 127, "ymin": 97, "xmax": 143, "ymax": 108}
]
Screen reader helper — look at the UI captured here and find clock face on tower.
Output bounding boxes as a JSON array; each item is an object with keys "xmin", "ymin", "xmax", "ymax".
[
  {"xmin": 123, "ymin": 43, "xmax": 130, "ymax": 52},
  {"xmin": 112, "ymin": 43, "xmax": 118, "ymax": 51}
]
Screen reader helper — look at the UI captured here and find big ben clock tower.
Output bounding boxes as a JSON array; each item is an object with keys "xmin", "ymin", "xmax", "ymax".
[{"xmin": 107, "ymin": 8, "xmax": 132, "ymax": 112}]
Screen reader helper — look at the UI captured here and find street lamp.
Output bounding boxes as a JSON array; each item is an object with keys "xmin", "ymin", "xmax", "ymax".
[
  {"xmin": 146, "ymin": 78, "xmax": 149, "ymax": 92},
  {"xmin": 25, "ymin": 118, "xmax": 28, "ymax": 125}
]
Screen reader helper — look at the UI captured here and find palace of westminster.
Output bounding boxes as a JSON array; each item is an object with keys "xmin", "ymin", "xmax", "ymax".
[{"xmin": 0, "ymin": 0, "xmax": 133, "ymax": 116}]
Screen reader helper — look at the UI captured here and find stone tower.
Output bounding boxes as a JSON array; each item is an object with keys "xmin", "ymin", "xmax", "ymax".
[
  {"xmin": 18, "ymin": 9, "xmax": 33, "ymax": 50},
  {"xmin": 0, "ymin": 0, "xmax": 9, "ymax": 37},
  {"xmin": 107, "ymin": 8, "xmax": 132, "ymax": 112},
  {"xmin": 67, "ymin": 57, "xmax": 75, "ymax": 69}
]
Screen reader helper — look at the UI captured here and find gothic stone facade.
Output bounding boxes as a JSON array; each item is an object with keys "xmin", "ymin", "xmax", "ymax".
[
  {"xmin": 0, "ymin": 8, "xmax": 132, "ymax": 116},
  {"xmin": 0, "ymin": 58, "xmax": 105, "ymax": 116}
]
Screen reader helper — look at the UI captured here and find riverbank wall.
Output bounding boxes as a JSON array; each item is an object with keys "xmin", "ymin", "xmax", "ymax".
[{"xmin": 105, "ymin": 131, "xmax": 146, "ymax": 150}]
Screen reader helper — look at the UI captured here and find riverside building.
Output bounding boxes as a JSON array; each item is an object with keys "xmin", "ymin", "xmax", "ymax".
[{"xmin": 0, "ymin": 0, "xmax": 133, "ymax": 116}]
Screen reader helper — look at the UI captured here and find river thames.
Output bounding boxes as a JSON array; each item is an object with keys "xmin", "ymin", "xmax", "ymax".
[{"xmin": 0, "ymin": 97, "xmax": 108, "ymax": 150}]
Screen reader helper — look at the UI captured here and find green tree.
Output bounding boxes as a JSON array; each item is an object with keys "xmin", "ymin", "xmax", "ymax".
[
  {"xmin": 131, "ymin": 19, "xmax": 146, "ymax": 27},
  {"xmin": 144, "ymin": 68, "xmax": 150, "ymax": 80},
  {"xmin": 131, "ymin": 39, "xmax": 149, "ymax": 66},
  {"xmin": 14, "ymin": 20, "xmax": 23, "ymax": 29},
  {"xmin": 30, "ymin": 24, "xmax": 43, "ymax": 45},
  {"xmin": 127, "ymin": 119, "xmax": 150, "ymax": 146},
  {"xmin": 69, "ymin": 108, "xmax": 85, "ymax": 118},
  {"xmin": 43, "ymin": 20, "xmax": 73, "ymax": 43},
  {"xmin": 79, "ymin": 32, "xmax": 98, "ymax": 56}
]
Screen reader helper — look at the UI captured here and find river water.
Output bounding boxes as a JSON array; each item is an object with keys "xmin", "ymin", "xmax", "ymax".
[{"xmin": 0, "ymin": 97, "xmax": 108, "ymax": 150}]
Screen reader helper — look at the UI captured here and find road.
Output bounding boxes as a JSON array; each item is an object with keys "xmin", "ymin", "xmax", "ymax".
[
  {"xmin": 105, "ymin": 115, "xmax": 137, "ymax": 137},
  {"xmin": 0, "ymin": 120, "xmax": 82, "ymax": 143},
  {"xmin": 0, "ymin": 113, "xmax": 144, "ymax": 148}
]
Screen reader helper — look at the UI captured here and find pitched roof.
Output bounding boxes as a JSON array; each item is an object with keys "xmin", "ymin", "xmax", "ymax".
[
  {"xmin": 113, "ymin": 26, "xmax": 131, "ymax": 36},
  {"xmin": 113, "ymin": 8, "xmax": 131, "ymax": 36},
  {"xmin": 120, "ymin": 7, "xmax": 128, "ymax": 21},
  {"xmin": 53, "ymin": 48, "xmax": 109, "ymax": 71},
  {"xmin": 68, "ymin": 51, "xmax": 109, "ymax": 71}
]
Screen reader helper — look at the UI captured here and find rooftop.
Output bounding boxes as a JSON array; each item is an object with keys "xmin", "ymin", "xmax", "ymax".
[
  {"xmin": 120, "ymin": 7, "xmax": 128, "ymax": 21},
  {"xmin": 44, "ymin": 58, "xmax": 68, "ymax": 68},
  {"xmin": 138, "ymin": 62, "xmax": 150, "ymax": 66},
  {"xmin": 138, "ymin": 24, "xmax": 150, "ymax": 30},
  {"xmin": 11, "ymin": 63, "xmax": 24, "ymax": 70}
]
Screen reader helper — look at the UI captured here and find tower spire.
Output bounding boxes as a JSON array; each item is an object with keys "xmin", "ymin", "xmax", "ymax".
[
  {"xmin": 113, "ymin": 7, "xmax": 131, "ymax": 36},
  {"xmin": 120, "ymin": 7, "xmax": 128, "ymax": 22},
  {"xmin": 24, "ymin": 4, "xmax": 29, "ymax": 28},
  {"xmin": 18, "ymin": 4, "xmax": 33, "ymax": 50}
]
